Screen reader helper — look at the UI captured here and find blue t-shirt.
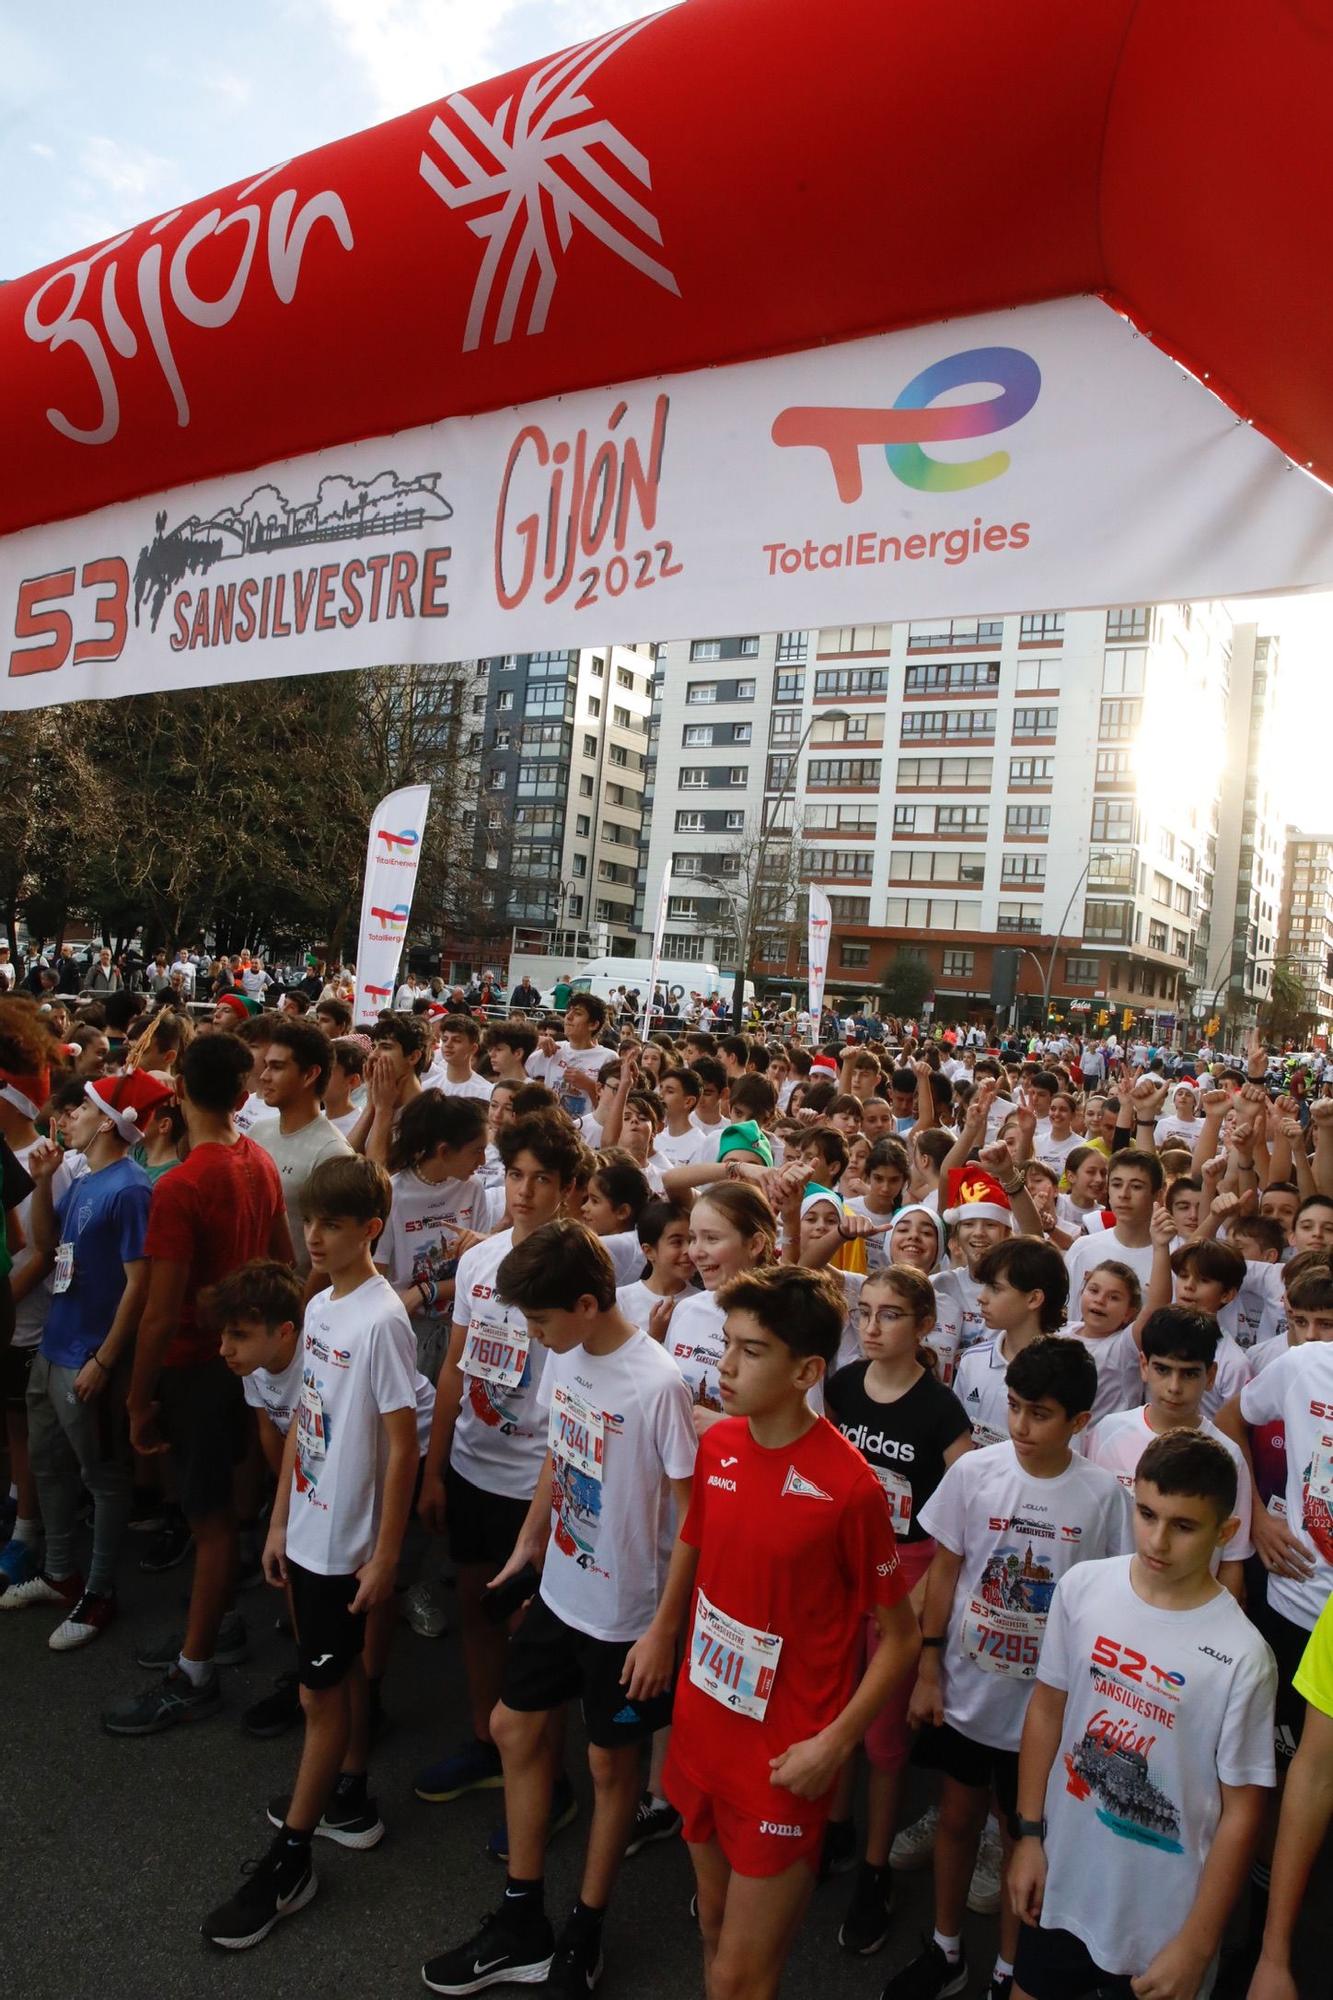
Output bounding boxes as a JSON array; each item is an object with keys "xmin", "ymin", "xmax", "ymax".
[{"xmin": 41, "ymin": 1157, "xmax": 152, "ymax": 1367}]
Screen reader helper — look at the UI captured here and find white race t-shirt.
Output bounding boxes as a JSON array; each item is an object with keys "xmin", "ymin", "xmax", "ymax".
[
  {"xmin": 438, "ymin": 1071, "xmax": 494, "ymax": 1104},
  {"xmin": 246, "ymin": 1342, "xmax": 435, "ymax": 1453},
  {"xmin": 1034, "ymin": 1557, "xmax": 1275, "ymax": 1980},
  {"xmin": 1035, "ymin": 1130, "xmax": 1083, "ymax": 1176},
  {"xmin": 380, "ymin": 1166, "xmax": 486, "ymax": 1296},
  {"xmin": 932, "ymin": 1266, "xmax": 988, "ymax": 1365},
  {"xmin": 1241, "ymin": 1342, "xmax": 1333, "ymax": 1629},
  {"xmin": 234, "ymin": 1091, "xmax": 266, "ymax": 1135},
  {"xmin": 537, "ymin": 1330, "xmax": 696, "ymax": 1641},
  {"xmin": 1064, "ymin": 1323, "xmax": 1144, "ymax": 1425},
  {"xmin": 952, "ymin": 1335, "xmax": 1015, "ymax": 1449},
  {"xmin": 546, "ymin": 1041, "xmax": 616, "ymax": 1118},
  {"xmin": 663, "ymin": 1288, "xmax": 726, "ymax": 1413},
  {"xmin": 12, "ymin": 1139, "xmax": 75, "ymax": 1349},
  {"xmin": 616, "ymin": 1278, "xmax": 683, "ymax": 1334},
  {"xmin": 1062, "ymin": 1228, "xmax": 1156, "ymax": 1302},
  {"xmin": 1201, "ymin": 1330, "xmax": 1250, "ymax": 1424},
  {"xmin": 1085, "ymin": 1408, "xmax": 1254, "ymax": 1563},
  {"xmin": 655, "ymin": 1124, "xmax": 709, "ymax": 1168},
  {"xmin": 918, "ymin": 1441, "xmax": 1133, "ymax": 1750},
  {"xmin": 601, "ymin": 1229, "xmax": 647, "ymax": 1285},
  {"xmin": 286, "ymin": 1275, "xmax": 418, "ymax": 1576},
  {"xmin": 450, "ymin": 1227, "xmax": 550, "ymax": 1501}
]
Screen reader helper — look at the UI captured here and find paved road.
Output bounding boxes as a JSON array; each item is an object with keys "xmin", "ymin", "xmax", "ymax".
[{"xmin": 4, "ymin": 1550, "xmax": 1327, "ymax": 1998}]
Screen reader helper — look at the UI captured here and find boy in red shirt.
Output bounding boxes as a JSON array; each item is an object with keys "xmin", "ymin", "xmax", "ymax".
[{"xmin": 647, "ymin": 1264, "xmax": 920, "ymax": 1999}]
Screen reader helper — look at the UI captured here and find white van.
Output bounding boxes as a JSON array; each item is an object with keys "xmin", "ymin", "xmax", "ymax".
[{"xmin": 564, "ymin": 957, "xmax": 751, "ymax": 1009}]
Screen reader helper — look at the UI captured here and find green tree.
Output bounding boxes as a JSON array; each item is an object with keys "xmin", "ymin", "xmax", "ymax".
[
  {"xmin": 880, "ymin": 948, "xmax": 933, "ymax": 1018},
  {"xmin": 1263, "ymin": 959, "xmax": 1314, "ymax": 1043}
]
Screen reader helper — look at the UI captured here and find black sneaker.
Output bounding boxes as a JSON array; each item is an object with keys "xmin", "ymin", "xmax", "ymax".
[
  {"xmin": 201, "ymin": 1838, "xmax": 317, "ymax": 1950},
  {"xmin": 624, "ymin": 1792, "xmax": 682, "ymax": 1857},
  {"xmin": 421, "ymin": 1905, "xmax": 555, "ymax": 1993},
  {"xmin": 987, "ymin": 1976, "xmax": 1013, "ymax": 2000},
  {"xmin": 414, "ymin": 1736, "xmax": 505, "ymax": 1803},
  {"xmin": 878, "ymin": 1936, "xmax": 968, "ymax": 2000},
  {"xmin": 102, "ymin": 1665, "xmax": 222, "ymax": 1736},
  {"xmin": 546, "ymin": 1923, "xmax": 604, "ymax": 1996},
  {"xmin": 138, "ymin": 1518, "xmax": 194, "ymax": 1572},
  {"xmin": 266, "ymin": 1788, "xmax": 385, "ymax": 1850},
  {"xmin": 839, "ymin": 1861, "xmax": 894, "ymax": 1955},
  {"xmin": 819, "ymin": 1816, "xmax": 858, "ymax": 1881},
  {"xmin": 243, "ymin": 1671, "xmax": 303, "ymax": 1739}
]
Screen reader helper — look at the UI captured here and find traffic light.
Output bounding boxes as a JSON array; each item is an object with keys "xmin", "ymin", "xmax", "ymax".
[
  {"xmin": 1122, "ymin": 1007, "xmax": 1135, "ymax": 1033},
  {"xmin": 1095, "ymin": 1008, "xmax": 1110, "ymax": 1027}
]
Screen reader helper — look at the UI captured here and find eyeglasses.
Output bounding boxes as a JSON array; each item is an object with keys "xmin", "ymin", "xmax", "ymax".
[{"xmin": 854, "ymin": 1306, "xmax": 917, "ymax": 1330}]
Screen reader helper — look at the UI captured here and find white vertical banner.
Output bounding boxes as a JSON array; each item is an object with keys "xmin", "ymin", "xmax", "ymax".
[
  {"xmin": 807, "ymin": 884, "xmax": 832, "ymax": 1023},
  {"xmin": 642, "ymin": 870, "xmax": 673, "ymax": 1032},
  {"xmin": 354, "ymin": 784, "xmax": 432, "ymax": 1027}
]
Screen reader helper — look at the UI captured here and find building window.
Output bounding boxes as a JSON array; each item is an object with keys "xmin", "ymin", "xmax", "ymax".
[
  {"xmin": 941, "ymin": 949, "xmax": 975, "ymax": 978},
  {"xmin": 839, "ymin": 941, "xmax": 871, "ymax": 968},
  {"xmin": 735, "ymin": 680, "xmax": 756, "ymax": 700},
  {"xmin": 1016, "ymin": 658, "xmax": 1061, "ymax": 692},
  {"xmin": 495, "ymin": 690, "xmax": 513, "ymax": 710},
  {"xmin": 662, "ymin": 933, "xmax": 706, "ymax": 960},
  {"xmin": 487, "ymin": 769, "xmax": 507, "ymax": 791},
  {"xmin": 728, "ymin": 767, "xmax": 748, "ymax": 786},
  {"xmin": 616, "ymin": 666, "xmax": 635, "ymax": 688},
  {"xmin": 901, "ymin": 709, "xmax": 994, "ymax": 742},
  {"xmin": 1172, "ymin": 928, "xmax": 1190, "ymax": 958},
  {"xmin": 586, "ymin": 696, "xmax": 601, "ymax": 717},
  {"xmin": 1102, "ymin": 648, "xmax": 1148, "ymax": 696},
  {"xmin": 686, "ymin": 683, "xmax": 717, "ymax": 704},
  {"xmin": 808, "ymin": 757, "xmax": 882, "ymax": 787},
  {"xmin": 997, "ymin": 901, "xmax": 1042, "ymax": 932},
  {"xmin": 734, "ymin": 722, "xmax": 753, "ymax": 743},
  {"xmin": 774, "ymin": 671, "xmax": 805, "ymax": 703},
  {"xmin": 1005, "ymin": 805, "xmax": 1051, "ymax": 835},
  {"xmin": 776, "ymin": 631, "xmax": 808, "ymax": 663},
  {"xmin": 1084, "ymin": 900, "xmax": 1131, "ymax": 941},
  {"xmin": 1174, "ymin": 883, "xmax": 1192, "ymax": 914},
  {"xmin": 675, "ymin": 811, "xmax": 704, "ymax": 832},
  {"xmin": 1096, "ymin": 749, "xmax": 1131, "ymax": 781},
  {"xmin": 808, "ymin": 803, "xmax": 879, "ymax": 831},
  {"xmin": 1149, "ymin": 920, "xmax": 1169, "ymax": 951},
  {"xmin": 1091, "ymin": 798, "xmax": 1135, "ymax": 842},
  {"xmin": 819, "ymin": 623, "xmax": 894, "ymax": 655},
  {"xmin": 894, "ymin": 805, "xmax": 919, "ymax": 833},
  {"xmin": 1107, "ymin": 608, "xmax": 1151, "ymax": 643},
  {"xmin": 770, "ymin": 711, "xmax": 801, "ymax": 744},
  {"xmin": 590, "ymin": 655, "xmax": 604, "ymax": 678},
  {"xmin": 1020, "ymin": 612, "xmax": 1065, "ymax": 642},
  {"xmin": 574, "ymin": 814, "xmax": 590, "ymax": 836},
  {"xmin": 1001, "ymin": 854, "xmax": 1046, "ymax": 884},
  {"xmin": 613, "ymin": 705, "xmax": 633, "ymax": 728},
  {"xmin": 571, "ymin": 854, "xmax": 587, "ymax": 877},
  {"xmin": 1010, "ymin": 757, "xmax": 1054, "ymax": 785},
  {"xmin": 683, "ymin": 724, "xmax": 714, "ymax": 746},
  {"xmin": 582, "ymin": 733, "xmax": 597, "ymax": 757},
  {"xmin": 1099, "ymin": 698, "xmax": 1142, "ymax": 741},
  {"xmin": 725, "ymin": 810, "xmax": 745, "ymax": 830},
  {"xmin": 1012, "ymin": 706, "xmax": 1058, "ymax": 737},
  {"xmin": 897, "ymin": 755, "xmax": 993, "ymax": 789},
  {"xmin": 904, "ymin": 660, "xmax": 1000, "ymax": 696},
  {"xmin": 829, "ymin": 896, "xmax": 871, "ymax": 922},
  {"xmin": 1064, "ymin": 955, "xmax": 1099, "ymax": 983},
  {"xmin": 578, "ymin": 774, "xmax": 594, "ymax": 797},
  {"xmin": 936, "ymin": 805, "xmax": 989, "ymax": 834},
  {"xmin": 681, "ymin": 767, "xmax": 706, "ymax": 789},
  {"xmin": 802, "ymin": 849, "xmax": 875, "ymax": 879},
  {"xmin": 908, "ymin": 617, "xmax": 1003, "ymax": 650},
  {"xmin": 814, "ymin": 667, "xmax": 889, "ymax": 698},
  {"xmin": 690, "ymin": 641, "xmax": 722, "ymax": 662},
  {"xmin": 1151, "ymin": 870, "xmax": 1171, "ymax": 903},
  {"xmin": 767, "ymin": 754, "xmax": 795, "ymax": 790},
  {"xmin": 668, "ymin": 897, "xmax": 699, "ymax": 920}
]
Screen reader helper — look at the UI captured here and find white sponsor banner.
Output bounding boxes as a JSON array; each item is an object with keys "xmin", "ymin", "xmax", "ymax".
[
  {"xmin": 4, "ymin": 295, "xmax": 1333, "ymax": 711},
  {"xmin": 808, "ymin": 885, "xmax": 832, "ymax": 1023},
  {"xmin": 354, "ymin": 785, "xmax": 432, "ymax": 1027},
  {"xmin": 643, "ymin": 868, "xmax": 673, "ymax": 1033}
]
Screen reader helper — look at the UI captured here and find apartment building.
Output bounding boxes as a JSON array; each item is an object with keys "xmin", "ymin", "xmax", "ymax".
[
  {"xmin": 1206, "ymin": 628, "xmax": 1285, "ymax": 1031},
  {"xmin": 1279, "ymin": 829, "xmax": 1333, "ymax": 1035},
  {"xmin": 459, "ymin": 644, "xmax": 654, "ymax": 959},
  {"xmin": 640, "ymin": 604, "xmax": 1234, "ymax": 1025}
]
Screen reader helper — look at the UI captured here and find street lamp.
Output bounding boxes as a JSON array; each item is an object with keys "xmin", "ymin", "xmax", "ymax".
[{"xmin": 730, "ymin": 706, "xmax": 849, "ymax": 1023}]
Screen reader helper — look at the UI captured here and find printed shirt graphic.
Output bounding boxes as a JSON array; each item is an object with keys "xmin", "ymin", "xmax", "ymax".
[
  {"xmin": 664, "ymin": 1289, "xmax": 727, "ymax": 1413},
  {"xmin": 546, "ymin": 1040, "xmax": 615, "ymax": 1118},
  {"xmin": 670, "ymin": 1416, "xmax": 908, "ymax": 1817},
  {"xmin": 287, "ymin": 1274, "xmax": 418, "ymax": 1576},
  {"xmin": 1241, "ymin": 1341, "xmax": 1333, "ymax": 1629},
  {"xmin": 247, "ymin": 1341, "xmax": 435, "ymax": 1452},
  {"xmin": 449, "ymin": 1228, "xmax": 549, "ymax": 1501},
  {"xmin": 918, "ymin": 1442, "xmax": 1133, "ymax": 1750},
  {"xmin": 1036, "ymin": 1557, "xmax": 1275, "ymax": 1978},
  {"xmin": 381, "ymin": 1165, "xmax": 486, "ymax": 1342},
  {"xmin": 1084, "ymin": 1408, "xmax": 1254, "ymax": 1565},
  {"xmin": 536, "ymin": 1331, "xmax": 696, "ymax": 1642}
]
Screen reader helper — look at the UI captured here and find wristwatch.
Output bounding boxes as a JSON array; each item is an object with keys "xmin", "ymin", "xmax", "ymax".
[{"xmin": 1008, "ymin": 1813, "xmax": 1047, "ymax": 1842}]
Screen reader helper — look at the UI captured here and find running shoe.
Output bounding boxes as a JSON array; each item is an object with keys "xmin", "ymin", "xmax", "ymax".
[
  {"xmin": 403, "ymin": 1579, "xmax": 450, "ymax": 1638},
  {"xmin": 421, "ymin": 1904, "xmax": 555, "ymax": 1993},
  {"xmin": 889, "ymin": 1806, "xmax": 938, "ymax": 1871},
  {"xmin": 414, "ymin": 1736, "xmax": 504, "ymax": 1802},
  {"xmin": 839, "ymin": 1861, "xmax": 894, "ymax": 1955},
  {"xmin": 138, "ymin": 1518, "xmax": 193, "ymax": 1572},
  {"xmin": 545, "ymin": 1923, "xmax": 604, "ymax": 1996},
  {"xmin": 201, "ymin": 1837, "xmax": 317, "ymax": 1950},
  {"xmin": 0, "ymin": 1537, "xmax": 37, "ymax": 1588},
  {"xmin": 967, "ymin": 1820, "xmax": 1003, "ymax": 1916},
  {"xmin": 877, "ymin": 1937, "xmax": 968, "ymax": 2000},
  {"xmin": 102, "ymin": 1664, "xmax": 221, "ymax": 1735},
  {"xmin": 0, "ymin": 1568, "xmax": 81, "ymax": 1612},
  {"xmin": 242, "ymin": 1670, "xmax": 302, "ymax": 1739},
  {"xmin": 624, "ymin": 1792, "xmax": 682, "ymax": 1857},
  {"xmin": 266, "ymin": 1789, "xmax": 385, "ymax": 1850},
  {"xmin": 49, "ymin": 1588, "xmax": 117, "ymax": 1651}
]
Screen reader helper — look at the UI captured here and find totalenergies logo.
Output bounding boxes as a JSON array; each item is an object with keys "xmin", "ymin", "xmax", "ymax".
[
  {"xmin": 370, "ymin": 902, "xmax": 410, "ymax": 928},
  {"xmin": 772, "ymin": 346, "xmax": 1041, "ymax": 503},
  {"xmin": 376, "ymin": 827, "xmax": 420, "ymax": 851}
]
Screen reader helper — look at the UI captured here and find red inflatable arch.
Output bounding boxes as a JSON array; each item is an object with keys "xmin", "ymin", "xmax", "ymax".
[{"xmin": 3, "ymin": 0, "xmax": 1332, "ymax": 707}]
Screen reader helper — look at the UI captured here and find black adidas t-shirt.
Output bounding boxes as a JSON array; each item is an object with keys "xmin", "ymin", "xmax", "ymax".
[{"xmin": 825, "ymin": 1361, "xmax": 970, "ymax": 1543}]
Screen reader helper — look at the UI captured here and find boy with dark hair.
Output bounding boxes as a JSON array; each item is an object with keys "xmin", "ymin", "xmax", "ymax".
[
  {"xmin": 690, "ymin": 1053, "xmax": 728, "ymax": 1139},
  {"xmin": 682, "ymin": 1029, "xmax": 717, "ymax": 1064},
  {"xmin": 203, "ymin": 1158, "xmax": 421, "ymax": 1947},
  {"xmin": 718, "ymin": 1033, "xmax": 750, "ymax": 1080},
  {"xmin": 618, "ymin": 1262, "xmax": 921, "ymax": 2000},
  {"xmin": 1291, "ymin": 1192, "xmax": 1333, "ymax": 1255},
  {"xmin": 252, "ymin": 1018, "xmax": 352, "ymax": 1275},
  {"xmin": 546, "ymin": 994, "xmax": 615, "ymax": 1121},
  {"xmin": 413, "ymin": 1113, "xmax": 582, "ymax": 1819},
  {"xmin": 795, "ymin": 1123, "xmax": 849, "ymax": 1189},
  {"xmin": 486, "ymin": 1019, "xmax": 538, "ymax": 1083},
  {"xmin": 890, "ymin": 1337, "xmax": 1131, "ymax": 2000},
  {"xmin": 436, "ymin": 1013, "xmax": 494, "ymax": 1103},
  {"xmin": 655, "ymin": 1065, "xmax": 706, "ymax": 1168},
  {"xmin": 107, "ymin": 1034, "xmax": 290, "ymax": 1736},
  {"xmin": 1146, "ymin": 1228, "xmax": 1253, "ymax": 1420},
  {"xmin": 727, "ymin": 1072, "xmax": 776, "ymax": 1130},
  {"xmin": 421, "ymin": 1220, "xmax": 696, "ymax": 1995},
  {"xmin": 1085, "ymin": 1306, "xmax": 1253, "ymax": 1595},
  {"xmin": 1009, "ymin": 1431, "xmax": 1275, "ymax": 2000},
  {"xmin": 313, "ymin": 995, "xmax": 353, "ymax": 1036},
  {"xmin": 954, "ymin": 1238, "xmax": 1070, "ymax": 1449},
  {"xmin": 324, "ymin": 1037, "xmax": 365, "ymax": 1138}
]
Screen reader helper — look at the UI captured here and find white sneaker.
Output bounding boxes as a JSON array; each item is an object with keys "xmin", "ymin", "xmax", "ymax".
[
  {"xmin": 402, "ymin": 1580, "xmax": 449, "ymax": 1639},
  {"xmin": 889, "ymin": 1804, "xmax": 938, "ymax": 1870},
  {"xmin": 0, "ymin": 1570, "xmax": 80, "ymax": 1612},
  {"xmin": 968, "ymin": 1820, "xmax": 1003, "ymax": 1914}
]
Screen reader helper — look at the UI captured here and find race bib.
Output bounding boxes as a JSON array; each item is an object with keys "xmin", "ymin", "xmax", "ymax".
[
  {"xmin": 52, "ymin": 1241, "xmax": 74, "ymax": 1293},
  {"xmin": 297, "ymin": 1376, "xmax": 328, "ymax": 1464},
  {"xmin": 688, "ymin": 1587, "xmax": 784, "ymax": 1722},
  {"xmin": 872, "ymin": 1463, "xmax": 914, "ymax": 1535},
  {"xmin": 961, "ymin": 1595, "xmax": 1044, "ymax": 1678},
  {"xmin": 550, "ymin": 1383, "xmax": 605, "ymax": 1482},
  {"xmin": 464, "ymin": 1317, "xmax": 529, "ymax": 1390},
  {"xmin": 1267, "ymin": 1493, "xmax": 1288, "ymax": 1520},
  {"xmin": 970, "ymin": 1422, "xmax": 1008, "ymax": 1450},
  {"xmin": 1308, "ymin": 1433, "xmax": 1333, "ymax": 1504}
]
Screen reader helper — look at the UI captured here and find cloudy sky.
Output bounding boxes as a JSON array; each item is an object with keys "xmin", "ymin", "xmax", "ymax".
[{"xmin": 5, "ymin": 0, "xmax": 1331, "ymax": 826}]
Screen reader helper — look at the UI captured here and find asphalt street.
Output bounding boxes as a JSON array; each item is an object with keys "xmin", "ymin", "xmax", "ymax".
[{"xmin": 3, "ymin": 1548, "xmax": 1328, "ymax": 2000}]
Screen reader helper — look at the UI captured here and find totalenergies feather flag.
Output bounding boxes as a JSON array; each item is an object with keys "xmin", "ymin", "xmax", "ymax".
[
  {"xmin": 354, "ymin": 785, "xmax": 432, "ymax": 1027},
  {"xmin": 807, "ymin": 885, "xmax": 832, "ymax": 1024}
]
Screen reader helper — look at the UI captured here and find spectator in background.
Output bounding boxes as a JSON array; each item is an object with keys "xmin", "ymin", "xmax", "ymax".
[{"xmin": 82, "ymin": 948, "xmax": 122, "ymax": 995}]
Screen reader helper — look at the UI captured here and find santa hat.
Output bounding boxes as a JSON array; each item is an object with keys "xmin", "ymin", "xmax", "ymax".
[
  {"xmin": 85, "ymin": 1071, "xmax": 175, "ymax": 1142},
  {"xmin": 943, "ymin": 1166, "xmax": 1015, "ymax": 1228},
  {"xmin": 810, "ymin": 1054, "xmax": 839, "ymax": 1076},
  {"xmin": 0, "ymin": 1064, "xmax": 50, "ymax": 1122}
]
